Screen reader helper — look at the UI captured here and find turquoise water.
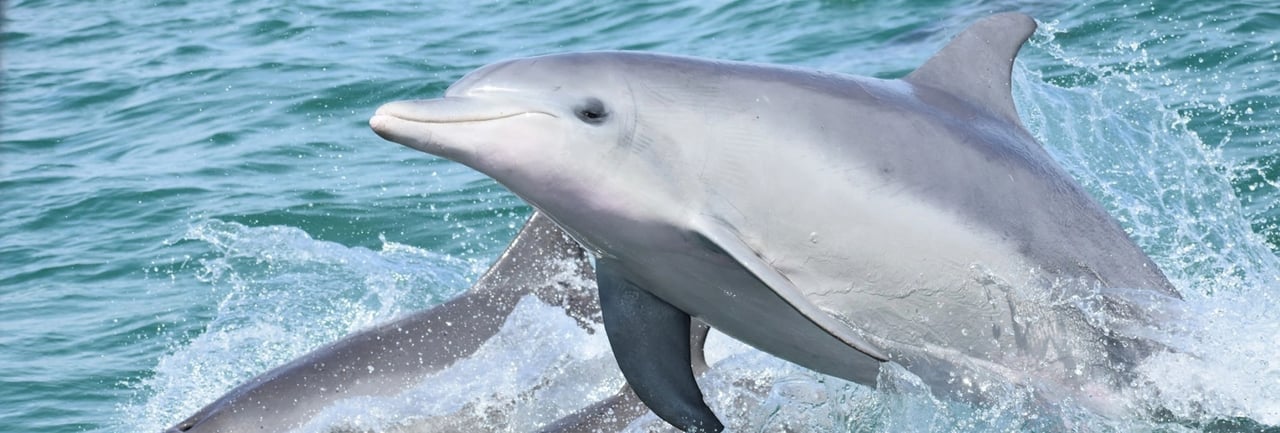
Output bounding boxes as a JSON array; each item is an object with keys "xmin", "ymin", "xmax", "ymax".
[{"xmin": 2, "ymin": 1, "xmax": 1278, "ymax": 432}]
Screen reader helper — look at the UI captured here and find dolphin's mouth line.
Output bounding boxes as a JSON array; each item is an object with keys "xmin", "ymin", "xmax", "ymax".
[{"xmin": 373, "ymin": 109, "xmax": 559, "ymax": 124}]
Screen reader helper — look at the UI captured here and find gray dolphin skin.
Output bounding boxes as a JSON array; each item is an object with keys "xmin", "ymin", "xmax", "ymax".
[
  {"xmin": 371, "ymin": 12, "xmax": 1179, "ymax": 432},
  {"xmin": 165, "ymin": 212, "xmax": 667, "ymax": 433}
]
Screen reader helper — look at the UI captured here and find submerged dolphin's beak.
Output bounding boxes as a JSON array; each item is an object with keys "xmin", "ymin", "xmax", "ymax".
[{"xmin": 162, "ymin": 397, "xmax": 220, "ymax": 433}]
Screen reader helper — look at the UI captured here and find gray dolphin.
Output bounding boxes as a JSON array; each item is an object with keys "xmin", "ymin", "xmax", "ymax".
[
  {"xmin": 165, "ymin": 212, "xmax": 681, "ymax": 433},
  {"xmin": 370, "ymin": 12, "xmax": 1179, "ymax": 432}
]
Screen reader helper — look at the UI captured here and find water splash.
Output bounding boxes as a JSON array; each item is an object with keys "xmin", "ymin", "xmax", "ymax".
[
  {"xmin": 124, "ymin": 220, "xmax": 476, "ymax": 432},
  {"xmin": 1014, "ymin": 20, "xmax": 1280, "ymax": 428}
]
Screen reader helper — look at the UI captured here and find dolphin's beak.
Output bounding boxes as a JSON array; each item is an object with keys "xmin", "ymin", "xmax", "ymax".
[
  {"xmin": 369, "ymin": 98, "xmax": 557, "ymax": 158},
  {"xmin": 372, "ymin": 98, "xmax": 554, "ymax": 125}
]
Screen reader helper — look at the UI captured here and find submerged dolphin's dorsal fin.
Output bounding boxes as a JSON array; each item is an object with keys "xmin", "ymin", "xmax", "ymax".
[
  {"xmin": 474, "ymin": 211, "xmax": 590, "ymax": 293},
  {"xmin": 905, "ymin": 12, "xmax": 1036, "ymax": 124}
]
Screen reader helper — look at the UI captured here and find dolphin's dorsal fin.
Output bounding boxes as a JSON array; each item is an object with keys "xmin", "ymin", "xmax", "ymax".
[{"xmin": 905, "ymin": 12, "xmax": 1036, "ymax": 124}]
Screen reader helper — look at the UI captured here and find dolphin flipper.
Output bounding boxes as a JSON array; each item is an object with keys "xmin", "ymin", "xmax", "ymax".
[
  {"xmin": 596, "ymin": 258, "xmax": 724, "ymax": 433},
  {"xmin": 695, "ymin": 218, "xmax": 889, "ymax": 362}
]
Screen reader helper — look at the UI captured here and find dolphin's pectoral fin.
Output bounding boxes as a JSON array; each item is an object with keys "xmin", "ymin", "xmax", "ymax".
[
  {"xmin": 596, "ymin": 258, "xmax": 725, "ymax": 433},
  {"xmin": 694, "ymin": 219, "xmax": 890, "ymax": 362},
  {"xmin": 905, "ymin": 12, "xmax": 1036, "ymax": 125}
]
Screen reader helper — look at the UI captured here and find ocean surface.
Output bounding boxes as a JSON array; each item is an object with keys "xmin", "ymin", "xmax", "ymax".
[{"xmin": 3, "ymin": 1, "xmax": 1279, "ymax": 432}]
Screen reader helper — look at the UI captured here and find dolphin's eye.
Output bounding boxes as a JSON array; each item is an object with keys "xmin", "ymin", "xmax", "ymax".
[{"xmin": 575, "ymin": 98, "xmax": 608, "ymax": 124}]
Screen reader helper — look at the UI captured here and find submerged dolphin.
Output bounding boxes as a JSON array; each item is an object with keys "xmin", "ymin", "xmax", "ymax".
[
  {"xmin": 165, "ymin": 212, "xmax": 689, "ymax": 433},
  {"xmin": 371, "ymin": 12, "xmax": 1179, "ymax": 432}
]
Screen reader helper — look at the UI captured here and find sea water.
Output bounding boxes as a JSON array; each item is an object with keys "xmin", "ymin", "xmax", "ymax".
[{"xmin": 2, "ymin": 1, "xmax": 1278, "ymax": 432}]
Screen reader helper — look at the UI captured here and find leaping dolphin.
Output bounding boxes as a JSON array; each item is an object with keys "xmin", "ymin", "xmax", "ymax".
[
  {"xmin": 165, "ymin": 212, "xmax": 698, "ymax": 433},
  {"xmin": 371, "ymin": 12, "xmax": 1179, "ymax": 432}
]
